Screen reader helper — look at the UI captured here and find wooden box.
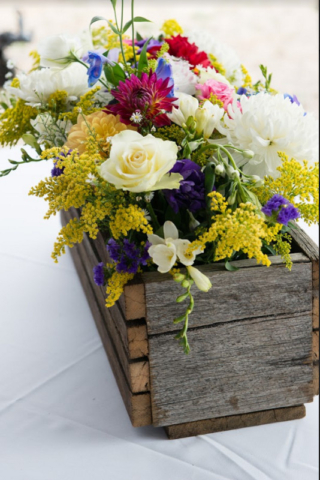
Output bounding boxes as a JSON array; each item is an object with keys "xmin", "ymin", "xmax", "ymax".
[{"xmin": 61, "ymin": 208, "xmax": 319, "ymax": 439}]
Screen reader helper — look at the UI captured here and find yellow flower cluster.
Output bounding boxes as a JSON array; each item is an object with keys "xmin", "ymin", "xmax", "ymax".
[
  {"xmin": 162, "ymin": 19, "xmax": 183, "ymax": 37},
  {"xmin": 110, "ymin": 205, "xmax": 153, "ymax": 240},
  {"xmin": 0, "ymin": 99, "xmax": 38, "ymax": 146},
  {"xmin": 208, "ymin": 54, "xmax": 226, "ymax": 77},
  {"xmin": 60, "ymin": 87, "xmax": 101, "ymax": 124},
  {"xmin": 188, "ymin": 192, "xmax": 280, "ymax": 267},
  {"xmin": 274, "ymin": 233, "xmax": 293, "ymax": 270},
  {"xmin": 29, "ymin": 50, "xmax": 40, "ymax": 72},
  {"xmin": 105, "ymin": 271, "xmax": 135, "ymax": 307},
  {"xmin": 47, "ymin": 90, "xmax": 68, "ymax": 117},
  {"xmin": 254, "ymin": 152, "xmax": 319, "ymax": 225},
  {"xmin": 91, "ymin": 24, "xmax": 138, "ymax": 63},
  {"xmin": 206, "ymin": 93, "xmax": 224, "ymax": 109},
  {"xmin": 29, "ymin": 142, "xmax": 112, "ymax": 261},
  {"xmin": 241, "ymin": 64, "xmax": 253, "ymax": 88},
  {"xmin": 65, "ymin": 111, "xmax": 135, "ymax": 154}
]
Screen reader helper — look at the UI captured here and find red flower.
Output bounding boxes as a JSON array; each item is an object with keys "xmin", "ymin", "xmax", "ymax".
[
  {"xmin": 106, "ymin": 71, "xmax": 177, "ymax": 128},
  {"xmin": 166, "ymin": 35, "xmax": 212, "ymax": 69}
]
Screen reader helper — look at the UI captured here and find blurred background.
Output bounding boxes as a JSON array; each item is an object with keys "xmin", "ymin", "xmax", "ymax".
[{"xmin": 0, "ymin": 0, "xmax": 319, "ymax": 116}]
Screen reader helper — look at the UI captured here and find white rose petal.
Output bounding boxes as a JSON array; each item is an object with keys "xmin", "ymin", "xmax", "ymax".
[{"xmin": 98, "ymin": 130, "xmax": 182, "ymax": 193}]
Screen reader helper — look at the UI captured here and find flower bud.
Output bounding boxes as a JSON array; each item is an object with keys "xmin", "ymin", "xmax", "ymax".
[
  {"xmin": 215, "ymin": 164, "xmax": 225, "ymax": 176},
  {"xmin": 228, "ymin": 193, "xmax": 237, "ymax": 205},
  {"xmin": 176, "ymin": 292, "xmax": 189, "ymax": 303},
  {"xmin": 187, "ymin": 266, "xmax": 212, "ymax": 292},
  {"xmin": 189, "ymin": 212, "xmax": 200, "ymax": 231},
  {"xmin": 242, "ymin": 150, "xmax": 255, "ymax": 159},
  {"xmin": 250, "ymin": 175, "xmax": 264, "ymax": 187},
  {"xmin": 181, "ymin": 279, "xmax": 190, "ymax": 288},
  {"xmin": 173, "ymin": 273, "xmax": 186, "ymax": 283}
]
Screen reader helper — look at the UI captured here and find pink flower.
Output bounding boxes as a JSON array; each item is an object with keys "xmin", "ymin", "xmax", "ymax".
[
  {"xmin": 196, "ymin": 79, "xmax": 235, "ymax": 111},
  {"xmin": 106, "ymin": 71, "xmax": 176, "ymax": 128}
]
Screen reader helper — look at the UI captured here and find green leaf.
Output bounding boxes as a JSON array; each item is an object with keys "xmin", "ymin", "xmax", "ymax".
[
  {"xmin": 225, "ymin": 260, "xmax": 239, "ymax": 272},
  {"xmin": 109, "ymin": 0, "xmax": 117, "ymax": 7},
  {"xmin": 136, "ymin": 31, "xmax": 143, "ymax": 41},
  {"xmin": 8, "ymin": 159, "xmax": 19, "ymax": 165},
  {"xmin": 22, "ymin": 134, "xmax": 42, "ymax": 154},
  {"xmin": 89, "ymin": 16, "xmax": 120, "ymax": 35},
  {"xmin": 0, "ymin": 102, "xmax": 8, "ymax": 110},
  {"xmin": 122, "ymin": 16, "xmax": 151, "ymax": 33},
  {"xmin": 263, "ymin": 243, "xmax": 277, "ymax": 256},
  {"xmin": 104, "ymin": 63, "xmax": 126, "ymax": 87},
  {"xmin": 204, "ymin": 163, "xmax": 216, "ymax": 198},
  {"xmin": 138, "ymin": 38, "xmax": 152, "ymax": 74}
]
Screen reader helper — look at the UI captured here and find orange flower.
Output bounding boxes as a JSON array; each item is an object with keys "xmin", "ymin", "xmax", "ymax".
[{"xmin": 65, "ymin": 110, "xmax": 135, "ymax": 154}]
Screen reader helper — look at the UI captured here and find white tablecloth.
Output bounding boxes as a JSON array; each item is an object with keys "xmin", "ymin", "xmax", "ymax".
[{"xmin": 0, "ymin": 146, "xmax": 318, "ymax": 480}]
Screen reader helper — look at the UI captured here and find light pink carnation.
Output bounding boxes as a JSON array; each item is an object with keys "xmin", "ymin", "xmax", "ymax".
[{"xmin": 196, "ymin": 79, "xmax": 235, "ymax": 111}]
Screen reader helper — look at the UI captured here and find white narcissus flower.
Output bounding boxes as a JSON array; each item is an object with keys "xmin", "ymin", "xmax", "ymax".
[
  {"xmin": 168, "ymin": 92, "xmax": 226, "ymax": 138},
  {"xmin": 38, "ymin": 34, "xmax": 85, "ymax": 68},
  {"xmin": 187, "ymin": 266, "xmax": 212, "ymax": 292},
  {"xmin": 98, "ymin": 131, "xmax": 182, "ymax": 193},
  {"xmin": 224, "ymin": 93, "xmax": 319, "ymax": 177},
  {"xmin": 187, "ymin": 30, "xmax": 244, "ymax": 87},
  {"xmin": 148, "ymin": 221, "xmax": 204, "ymax": 273},
  {"xmin": 164, "ymin": 54, "xmax": 198, "ymax": 95},
  {"xmin": 6, "ymin": 63, "xmax": 89, "ymax": 106}
]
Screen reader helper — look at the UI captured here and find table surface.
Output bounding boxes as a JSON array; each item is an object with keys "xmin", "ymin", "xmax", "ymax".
[{"xmin": 0, "ymin": 146, "xmax": 318, "ymax": 480}]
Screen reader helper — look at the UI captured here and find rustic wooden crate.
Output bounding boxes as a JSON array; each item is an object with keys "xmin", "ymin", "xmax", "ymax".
[{"xmin": 61, "ymin": 208, "xmax": 319, "ymax": 439}]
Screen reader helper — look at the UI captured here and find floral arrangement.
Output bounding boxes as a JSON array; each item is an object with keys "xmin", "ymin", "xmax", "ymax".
[{"xmin": 0, "ymin": 1, "xmax": 318, "ymax": 353}]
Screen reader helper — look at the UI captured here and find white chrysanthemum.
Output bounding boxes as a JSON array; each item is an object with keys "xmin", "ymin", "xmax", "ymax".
[
  {"xmin": 187, "ymin": 30, "xmax": 244, "ymax": 87},
  {"xmin": 6, "ymin": 63, "xmax": 89, "ymax": 106},
  {"xmin": 223, "ymin": 93, "xmax": 319, "ymax": 177},
  {"xmin": 164, "ymin": 54, "xmax": 198, "ymax": 95},
  {"xmin": 38, "ymin": 34, "xmax": 86, "ymax": 68}
]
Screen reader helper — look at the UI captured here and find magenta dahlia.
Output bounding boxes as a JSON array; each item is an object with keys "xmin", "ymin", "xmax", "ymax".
[{"xmin": 106, "ymin": 71, "xmax": 177, "ymax": 128}]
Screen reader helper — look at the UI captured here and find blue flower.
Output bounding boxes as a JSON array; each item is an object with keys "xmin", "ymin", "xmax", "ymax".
[
  {"xmin": 83, "ymin": 49, "xmax": 120, "ymax": 87},
  {"xmin": 237, "ymin": 87, "xmax": 247, "ymax": 95},
  {"xmin": 155, "ymin": 58, "xmax": 174, "ymax": 98},
  {"xmin": 262, "ymin": 194, "xmax": 300, "ymax": 226},
  {"xmin": 93, "ymin": 262, "xmax": 105, "ymax": 286},
  {"xmin": 284, "ymin": 93, "xmax": 300, "ymax": 106}
]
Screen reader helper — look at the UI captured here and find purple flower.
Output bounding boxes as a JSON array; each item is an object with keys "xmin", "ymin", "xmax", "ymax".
[
  {"xmin": 51, "ymin": 163, "xmax": 64, "ymax": 177},
  {"xmin": 277, "ymin": 204, "xmax": 300, "ymax": 226},
  {"xmin": 237, "ymin": 87, "xmax": 248, "ymax": 95},
  {"xmin": 262, "ymin": 194, "xmax": 300, "ymax": 226},
  {"xmin": 107, "ymin": 239, "xmax": 151, "ymax": 274},
  {"xmin": 93, "ymin": 262, "xmax": 105, "ymax": 286},
  {"xmin": 284, "ymin": 93, "xmax": 300, "ymax": 106},
  {"xmin": 261, "ymin": 194, "xmax": 289, "ymax": 217},
  {"xmin": 164, "ymin": 159, "xmax": 206, "ymax": 214},
  {"xmin": 136, "ymin": 38, "xmax": 163, "ymax": 54},
  {"xmin": 51, "ymin": 150, "xmax": 72, "ymax": 177}
]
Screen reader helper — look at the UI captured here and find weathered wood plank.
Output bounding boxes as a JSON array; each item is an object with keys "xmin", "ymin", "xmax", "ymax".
[
  {"xmin": 61, "ymin": 211, "xmax": 152, "ymax": 426},
  {"xmin": 145, "ymin": 261, "xmax": 313, "ymax": 335},
  {"xmin": 63, "ymin": 210, "xmax": 150, "ymax": 393},
  {"xmin": 165, "ymin": 404, "xmax": 306, "ymax": 439},
  {"xmin": 313, "ymin": 331, "xmax": 319, "ymax": 362},
  {"xmin": 149, "ymin": 313, "xmax": 313, "ymax": 427},
  {"xmin": 290, "ymin": 225, "xmax": 319, "ymax": 262},
  {"xmin": 66, "ymin": 208, "xmax": 149, "ymax": 359},
  {"xmin": 313, "ymin": 362, "xmax": 319, "ymax": 396}
]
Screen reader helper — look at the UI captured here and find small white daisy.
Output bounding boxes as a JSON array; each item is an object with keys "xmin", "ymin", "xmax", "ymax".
[{"xmin": 130, "ymin": 110, "xmax": 143, "ymax": 124}]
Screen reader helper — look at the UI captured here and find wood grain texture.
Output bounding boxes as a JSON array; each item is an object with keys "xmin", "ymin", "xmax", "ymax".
[
  {"xmin": 313, "ymin": 363, "xmax": 319, "ymax": 396},
  {"xmin": 66, "ymin": 208, "xmax": 149, "ymax": 359},
  {"xmin": 144, "ymin": 260, "xmax": 312, "ymax": 335},
  {"xmin": 149, "ymin": 313, "xmax": 313, "ymax": 427},
  {"xmin": 313, "ymin": 331, "xmax": 319, "ymax": 362},
  {"xmin": 61, "ymin": 211, "xmax": 152, "ymax": 426},
  {"xmin": 290, "ymin": 225, "xmax": 319, "ymax": 262},
  {"xmin": 165, "ymin": 405, "xmax": 306, "ymax": 439},
  {"xmin": 63, "ymin": 210, "xmax": 150, "ymax": 393}
]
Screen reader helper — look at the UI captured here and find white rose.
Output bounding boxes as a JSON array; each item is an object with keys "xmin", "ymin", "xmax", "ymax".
[
  {"xmin": 38, "ymin": 34, "xmax": 84, "ymax": 68},
  {"xmin": 98, "ymin": 131, "xmax": 182, "ymax": 193}
]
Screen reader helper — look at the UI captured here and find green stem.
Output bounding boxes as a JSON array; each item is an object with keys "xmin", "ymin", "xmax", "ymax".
[
  {"xmin": 131, "ymin": 0, "xmax": 137, "ymax": 66},
  {"xmin": 113, "ymin": 1, "xmax": 129, "ymax": 72},
  {"xmin": 147, "ymin": 201, "xmax": 161, "ymax": 231}
]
